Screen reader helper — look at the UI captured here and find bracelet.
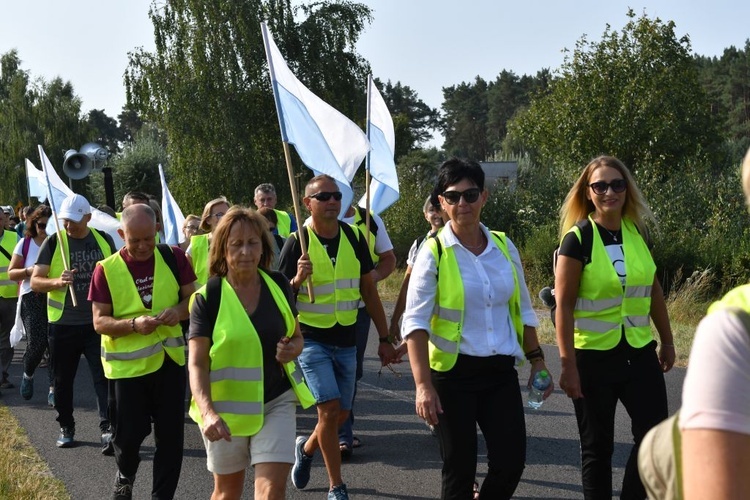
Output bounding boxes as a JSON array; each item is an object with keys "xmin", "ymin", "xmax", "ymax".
[
  {"xmin": 524, "ymin": 347, "xmax": 545, "ymax": 361},
  {"xmin": 379, "ymin": 336, "xmax": 391, "ymax": 344},
  {"xmin": 131, "ymin": 317, "xmax": 136, "ymax": 332}
]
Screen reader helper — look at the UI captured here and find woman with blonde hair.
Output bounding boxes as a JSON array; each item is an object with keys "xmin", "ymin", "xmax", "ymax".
[
  {"xmin": 188, "ymin": 207, "xmax": 312, "ymax": 500},
  {"xmin": 187, "ymin": 196, "xmax": 230, "ymax": 286},
  {"xmin": 554, "ymin": 155, "xmax": 675, "ymax": 499}
]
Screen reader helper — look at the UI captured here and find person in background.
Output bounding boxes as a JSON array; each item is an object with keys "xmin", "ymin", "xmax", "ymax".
[
  {"xmin": 97, "ymin": 205, "xmax": 117, "ymax": 219},
  {"xmin": 15, "ymin": 205, "xmax": 31, "ymax": 238},
  {"xmin": 121, "ymin": 191, "xmax": 151, "ymax": 211},
  {"xmin": 402, "ymin": 158, "xmax": 550, "ymax": 500},
  {"xmin": 148, "ymin": 198, "xmax": 166, "ymax": 243},
  {"xmin": 31, "ymin": 194, "xmax": 115, "ymax": 450},
  {"xmin": 9, "ymin": 205, "xmax": 53, "ymax": 403},
  {"xmin": 0, "ymin": 206, "xmax": 20, "ymax": 392},
  {"xmin": 678, "ymin": 147, "xmax": 750, "ymax": 499},
  {"xmin": 90, "ymin": 203, "xmax": 196, "ymax": 500},
  {"xmin": 187, "ymin": 197, "xmax": 230, "ymax": 287},
  {"xmin": 180, "ymin": 215, "xmax": 202, "ymax": 252},
  {"xmin": 279, "ymin": 174, "xmax": 397, "ymax": 500},
  {"xmin": 254, "ymin": 183, "xmax": 298, "ymax": 238},
  {"xmin": 188, "ymin": 207, "xmax": 313, "ymax": 500},
  {"xmin": 258, "ymin": 207, "xmax": 285, "ymax": 270},
  {"xmin": 554, "ymin": 155, "xmax": 674, "ymax": 499},
  {"xmin": 337, "ymin": 203, "xmax": 397, "ymax": 457}
]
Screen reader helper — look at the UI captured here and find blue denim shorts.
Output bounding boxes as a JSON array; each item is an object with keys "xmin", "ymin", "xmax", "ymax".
[{"xmin": 297, "ymin": 340, "xmax": 356, "ymax": 409}]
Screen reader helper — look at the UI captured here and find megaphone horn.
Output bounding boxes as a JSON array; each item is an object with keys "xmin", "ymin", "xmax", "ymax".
[{"xmin": 62, "ymin": 149, "xmax": 92, "ymax": 180}]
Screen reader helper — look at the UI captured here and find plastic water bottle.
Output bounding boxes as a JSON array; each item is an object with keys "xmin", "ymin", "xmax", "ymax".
[{"xmin": 528, "ymin": 369, "xmax": 551, "ymax": 409}]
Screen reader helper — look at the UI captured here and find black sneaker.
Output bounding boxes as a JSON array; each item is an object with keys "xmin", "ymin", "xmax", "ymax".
[
  {"xmin": 101, "ymin": 431, "xmax": 114, "ymax": 456},
  {"xmin": 113, "ymin": 472, "xmax": 134, "ymax": 500},
  {"xmin": 56, "ymin": 426, "xmax": 75, "ymax": 448}
]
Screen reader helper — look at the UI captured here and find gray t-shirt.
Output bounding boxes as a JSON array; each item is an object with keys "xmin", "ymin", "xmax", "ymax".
[{"xmin": 37, "ymin": 229, "xmax": 116, "ymax": 325}]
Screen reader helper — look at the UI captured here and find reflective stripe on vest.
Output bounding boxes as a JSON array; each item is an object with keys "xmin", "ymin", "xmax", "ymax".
[
  {"xmin": 427, "ymin": 229, "xmax": 524, "ymax": 372},
  {"xmin": 571, "ymin": 215, "xmax": 655, "ymax": 350},
  {"xmin": 0, "ymin": 230, "xmax": 18, "ymax": 298},
  {"xmin": 296, "ymin": 226, "xmax": 361, "ymax": 328},
  {"xmin": 274, "ymin": 209, "xmax": 292, "ymax": 238},
  {"xmin": 188, "ymin": 272, "xmax": 314, "ymax": 436},
  {"xmin": 99, "ymin": 250, "xmax": 185, "ymax": 379},
  {"xmin": 190, "ymin": 233, "xmax": 209, "ymax": 286},
  {"xmin": 47, "ymin": 230, "xmax": 111, "ymax": 322}
]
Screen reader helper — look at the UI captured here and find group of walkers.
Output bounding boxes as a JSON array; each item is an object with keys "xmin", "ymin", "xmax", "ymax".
[{"xmin": 0, "ymin": 152, "xmax": 748, "ymax": 500}]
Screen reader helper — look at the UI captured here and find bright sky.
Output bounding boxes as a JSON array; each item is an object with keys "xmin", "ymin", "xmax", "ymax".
[{"xmin": 1, "ymin": 0, "xmax": 748, "ymax": 148}]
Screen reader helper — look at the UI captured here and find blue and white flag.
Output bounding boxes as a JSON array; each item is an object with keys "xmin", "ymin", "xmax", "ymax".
[
  {"xmin": 261, "ymin": 21, "xmax": 369, "ymax": 215},
  {"xmin": 25, "ymin": 159, "xmax": 48, "ymax": 201},
  {"xmin": 159, "ymin": 164, "xmax": 185, "ymax": 245},
  {"xmin": 37, "ymin": 146, "xmax": 123, "ymax": 248},
  {"xmin": 358, "ymin": 75, "xmax": 399, "ymax": 214}
]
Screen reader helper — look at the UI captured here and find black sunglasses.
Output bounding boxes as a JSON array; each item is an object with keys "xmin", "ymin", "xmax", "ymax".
[
  {"xmin": 442, "ymin": 187, "xmax": 481, "ymax": 205},
  {"xmin": 36, "ymin": 222, "xmax": 47, "ymax": 229},
  {"xmin": 588, "ymin": 179, "xmax": 627, "ymax": 195},
  {"xmin": 310, "ymin": 191, "xmax": 343, "ymax": 202}
]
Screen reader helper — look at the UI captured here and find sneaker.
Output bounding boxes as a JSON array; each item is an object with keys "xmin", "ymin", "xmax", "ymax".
[
  {"xmin": 20, "ymin": 375, "xmax": 33, "ymax": 400},
  {"xmin": 328, "ymin": 483, "xmax": 350, "ymax": 500},
  {"xmin": 101, "ymin": 431, "xmax": 114, "ymax": 456},
  {"xmin": 47, "ymin": 390, "xmax": 55, "ymax": 407},
  {"xmin": 291, "ymin": 436, "xmax": 313, "ymax": 490},
  {"xmin": 56, "ymin": 426, "xmax": 75, "ymax": 448},
  {"xmin": 113, "ymin": 471, "xmax": 134, "ymax": 500}
]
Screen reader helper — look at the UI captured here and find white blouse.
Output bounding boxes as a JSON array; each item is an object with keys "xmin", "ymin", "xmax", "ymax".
[{"xmin": 402, "ymin": 221, "xmax": 538, "ymax": 362}]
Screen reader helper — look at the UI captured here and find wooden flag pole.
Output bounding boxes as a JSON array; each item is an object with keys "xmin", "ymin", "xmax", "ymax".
[{"xmin": 282, "ymin": 142, "xmax": 314, "ymax": 303}]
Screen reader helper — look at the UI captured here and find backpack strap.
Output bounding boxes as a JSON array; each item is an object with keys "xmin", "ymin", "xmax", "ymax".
[
  {"xmin": 21, "ymin": 236, "xmax": 32, "ymax": 262},
  {"xmin": 355, "ymin": 206, "xmax": 378, "ymax": 237},
  {"xmin": 156, "ymin": 243, "xmax": 182, "ymax": 302},
  {"xmin": 204, "ymin": 275, "xmax": 223, "ymax": 331}
]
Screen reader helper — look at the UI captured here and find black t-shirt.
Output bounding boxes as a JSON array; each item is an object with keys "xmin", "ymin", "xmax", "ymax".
[
  {"xmin": 278, "ymin": 223, "xmax": 373, "ymax": 347},
  {"xmin": 188, "ymin": 271, "xmax": 298, "ymax": 403}
]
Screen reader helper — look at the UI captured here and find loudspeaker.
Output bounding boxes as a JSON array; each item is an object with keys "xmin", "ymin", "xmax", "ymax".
[{"xmin": 62, "ymin": 149, "xmax": 92, "ymax": 180}]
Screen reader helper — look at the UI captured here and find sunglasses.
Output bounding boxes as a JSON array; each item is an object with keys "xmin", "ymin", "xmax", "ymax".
[
  {"xmin": 588, "ymin": 179, "xmax": 627, "ymax": 195},
  {"xmin": 310, "ymin": 191, "xmax": 343, "ymax": 202},
  {"xmin": 441, "ymin": 187, "xmax": 481, "ymax": 205},
  {"xmin": 37, "ymin": 222, "xmax": 47, "ymax": 229}
]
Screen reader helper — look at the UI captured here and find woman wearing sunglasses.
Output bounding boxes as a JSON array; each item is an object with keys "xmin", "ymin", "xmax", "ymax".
[
  {"xmin": 402, "ymin": 158, "xmax": 551, "ymax": 500},
  {"xmin": 8, "ymin": 205, "xmax": 54, "ymax": 404},
  {"xmin": 554, "ymin": 156, "xmax": 675, "ymax": 499}
]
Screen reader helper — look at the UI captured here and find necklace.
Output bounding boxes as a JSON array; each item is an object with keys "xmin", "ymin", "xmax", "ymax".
[
  {"xmin": 601, "ymin": 225, "xmax": 621, "ymax": 242},
  {"xmin": 461, "ymin": 232, "xmax": 486, "ymax": 250}
]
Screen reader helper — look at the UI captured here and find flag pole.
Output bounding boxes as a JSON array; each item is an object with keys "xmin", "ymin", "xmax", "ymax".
[
  {"xmin": 37, "ymin": 146, "xmax": 78, "ymax": 307},
  {"xmin": 364, "ymin": 75, "xmax": 373, "ymax": 248},
  {"xmin": 262, "ymin": 22, "xmax": 314, "ymax": 302}
]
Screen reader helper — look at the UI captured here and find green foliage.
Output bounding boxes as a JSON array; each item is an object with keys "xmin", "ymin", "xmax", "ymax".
[
  {"xmin": 125, "ymin": 0, "xmax": 373, "ymax": 215},
  {"xmin": 508, "ymin": 9, "xmax": 722, "ymax": 181}
]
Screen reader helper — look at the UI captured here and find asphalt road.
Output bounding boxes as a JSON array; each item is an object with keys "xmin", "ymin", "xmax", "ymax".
[{"xmin": 4, "ymin": 310, "xmax": 685, "ymax": 499}]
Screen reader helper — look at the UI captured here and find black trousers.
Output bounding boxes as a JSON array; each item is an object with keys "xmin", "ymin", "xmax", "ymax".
[
  {"xmin": 433, "ymin": 354, "xmax": 526, "ymax": 500},
  {"xmin": 48, "ymin": 322, "xmax": 109, "ymax": 430},
  {"xmin": 110, "ymin": 356, "xmax": 186, "ymax": 500},
  {"xmin": 573, "ymin": 340, "xmax": 667, "ymax": 500}
]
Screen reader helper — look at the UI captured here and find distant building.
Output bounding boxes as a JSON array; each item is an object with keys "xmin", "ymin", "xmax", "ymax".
[{"xmin": 479, "ymin": 161, "xmax": 518, "ymax": 191}]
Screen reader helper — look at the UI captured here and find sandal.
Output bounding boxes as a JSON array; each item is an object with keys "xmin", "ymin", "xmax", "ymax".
[
  {"xmin": 473, "ymin": 481, "xmax": 480, "ymax": 500},
  {"xmin": 339, "ymin": 442, "xmax": 353, "ymax": 459},
  {"xmin": 352, "ymin": 436, "xmax": 362, "ymax": 448}
]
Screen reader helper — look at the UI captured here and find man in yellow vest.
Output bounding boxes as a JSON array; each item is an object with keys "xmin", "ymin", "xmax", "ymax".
[
  {"xmin": 90, "ymin": 204, "xmax": 196, "ymax": 500},
  {"xmin": 278, "ymin": 174, "xmax": 397, "ymax": 500},
  {"xmin": 0, "ymin": 207, "xmax": 19, "ymax": 392},
  {"xmin": 254, "ymin": 183, "xmax": 298, "ymax": 237},
  {"xmin": 31, "ymin": 194, "xmax": 115, "ymax": 450}
]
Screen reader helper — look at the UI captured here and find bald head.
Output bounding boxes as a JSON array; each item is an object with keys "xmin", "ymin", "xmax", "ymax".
[{"xmin": 121, "ymin": 204, "xmax": 156, "ymax": 227}]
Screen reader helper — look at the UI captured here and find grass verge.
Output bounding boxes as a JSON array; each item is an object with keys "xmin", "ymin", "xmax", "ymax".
[{"xmin": 0, "ymin": 404, "xmax": 69, "ymax": 499}]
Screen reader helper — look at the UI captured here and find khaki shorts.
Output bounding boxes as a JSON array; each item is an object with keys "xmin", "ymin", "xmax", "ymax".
[{"xmin": 202, "ymin": 389, "xmax": 297, "ymax": 475}]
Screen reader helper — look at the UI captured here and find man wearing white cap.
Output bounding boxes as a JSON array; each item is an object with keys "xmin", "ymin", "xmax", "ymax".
[{"xmin": 31, "ymin": 194, "xmax": 116, "ymax": 451}]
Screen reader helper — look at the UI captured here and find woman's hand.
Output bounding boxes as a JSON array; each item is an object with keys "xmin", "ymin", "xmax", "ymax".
[
  {"xmin": 527, "ymin": 360, "xmax": 555, "ymax": 400},
  {"xmin": 415, "ymin": 381, "xmax": 442, "ymax": 427},
  {"xmin": 276, "ymin": 336, "xmax": 300, "ymax": 364},
  {"xmin": 202, "ymin": 411, "xmax": 232, "ymax": 442},
  {"xmin": 558, "ymin": 362, "xmax": 583, "ymax": 399},
  {"xmin": 658, "ymin": 343, "xmax": 676, "ymax": 372}
]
